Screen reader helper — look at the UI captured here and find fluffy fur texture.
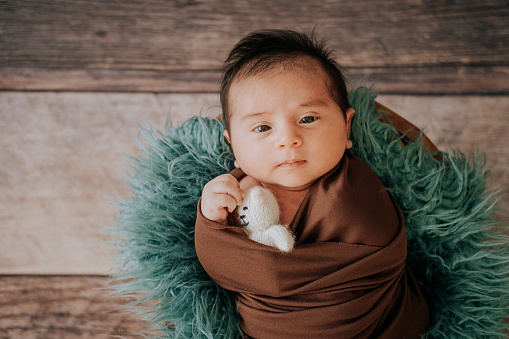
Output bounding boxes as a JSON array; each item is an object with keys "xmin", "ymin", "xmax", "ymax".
[{"xmin": 111, "ymin": 86, "xmax": 509, "ymax": 338}]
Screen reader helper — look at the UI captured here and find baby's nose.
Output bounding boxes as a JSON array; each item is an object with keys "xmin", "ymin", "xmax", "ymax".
[{"xmin": 278, "ymin": 127, "xmax": 303, "ymax": 148}]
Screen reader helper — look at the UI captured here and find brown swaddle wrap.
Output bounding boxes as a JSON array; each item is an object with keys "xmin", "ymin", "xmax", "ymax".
[{"xmin": 195, "ymin": 154, "xmax": 429, "ymax": 338}]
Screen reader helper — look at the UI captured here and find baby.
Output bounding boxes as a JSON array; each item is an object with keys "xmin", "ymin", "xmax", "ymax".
[{"xmin": 195, "ymin": 29, "xmax": 429, "ymax": 338}]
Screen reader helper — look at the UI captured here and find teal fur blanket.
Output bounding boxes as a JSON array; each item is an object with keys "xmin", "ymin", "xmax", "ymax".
[{"xmin": 111, "ymin": 86, "xmax": 509, "ymax": 338}]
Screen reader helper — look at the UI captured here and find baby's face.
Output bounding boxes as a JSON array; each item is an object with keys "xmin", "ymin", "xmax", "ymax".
[{"xmin": 224, "ymin": 61, "xmax": 354, "ymax": 191}]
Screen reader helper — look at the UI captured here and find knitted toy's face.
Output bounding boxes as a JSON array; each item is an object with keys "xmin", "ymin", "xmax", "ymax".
[
  {"xmin": 238, "ymin": 186, "xmax": 280, "ymax": 232},
  {"xmin": 224, "ymin": 60, "xmax": 355, "ymax": 191}
]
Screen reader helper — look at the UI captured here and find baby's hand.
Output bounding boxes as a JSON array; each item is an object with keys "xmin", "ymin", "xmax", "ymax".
[{"xmin": 201, "ymin": 174, "xmax": 244, "ymax": 224}]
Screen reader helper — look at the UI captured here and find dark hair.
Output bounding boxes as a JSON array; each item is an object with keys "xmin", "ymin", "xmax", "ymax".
[{"xmin": 220, "ymin": 29, "xmax": 350, "ymax": 132}]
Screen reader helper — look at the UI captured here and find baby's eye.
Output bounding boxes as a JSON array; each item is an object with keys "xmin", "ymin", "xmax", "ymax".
[
  {"xmin": 254, "ymin": 125, "xmax": 271, "ymax": 133},
  {"xmin": 300, "ymin": 116, "xmax": 317, "ymax": 124}
]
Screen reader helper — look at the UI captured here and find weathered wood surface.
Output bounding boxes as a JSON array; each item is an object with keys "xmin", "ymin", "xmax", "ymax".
[
  {"xmin": 0, "ymin": 92, "xmax": 220, "ymax": 275},
  {"xmin": 1, "ymin": 0, "xmax": 508, "ymax": 94},
  {"xmin": 0, "ymin": 92, "xmax": 507, "ymax": 275},
  {"xmin": 0, "ymin": 275, "xmax": 148, "ymax": 339}
]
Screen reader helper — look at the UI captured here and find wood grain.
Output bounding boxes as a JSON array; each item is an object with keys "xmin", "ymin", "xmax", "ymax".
[
  {"xmin": 0, "ymin": 275, "xmax": 149, "ymax": 339},
  {"xmin": 2, "ymin": 65, "xmax": 507, "ymax": 94},
  {"xmin": 1, "ymin": 0, "xmax": 508, "ymax": 93},
  {"xmin": 0, "ymin": 92, "xmax": 220, "ymax": 275},
  {"xmin": 0, "ymin": 92, "xmax": 507, "ymax": 275}
]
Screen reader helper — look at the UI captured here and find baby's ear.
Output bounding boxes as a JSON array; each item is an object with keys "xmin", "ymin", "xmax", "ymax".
[
  {"xmin": 345, "ymin": 108, "xmax": 355, "ymax": 138},
  {"xmin": 223, "ymin": 129, "xmax": 231, "ymax": 144}
]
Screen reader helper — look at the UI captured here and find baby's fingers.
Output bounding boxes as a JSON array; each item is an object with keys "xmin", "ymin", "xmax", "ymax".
[
  {"xmin": 201, "ymin": 174, "xmax": 245, "ymax": 222},
  {"xmin": 215, "ymin": 193, "xmax": 239, "ymax": 213},
  {"xmin": 211, "ymin": 175, "xmax": 244, "ymax": 206}
]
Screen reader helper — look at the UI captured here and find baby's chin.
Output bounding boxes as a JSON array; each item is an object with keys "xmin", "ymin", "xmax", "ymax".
[
  {"xmin": 245, "ymin": 168, "xmax": 326, "ymax": 192},
  {"xmin": 260, "ymin": 178, "xmax": 317, "ymax": 192}
]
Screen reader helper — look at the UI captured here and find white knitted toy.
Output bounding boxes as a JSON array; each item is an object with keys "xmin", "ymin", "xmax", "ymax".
[{"xmin": 238, "ymin": 186, "xmax": 295, "ymax": 252}]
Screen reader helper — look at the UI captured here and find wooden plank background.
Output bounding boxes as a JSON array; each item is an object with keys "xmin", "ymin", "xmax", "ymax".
[
  {"xmin": 0, "ymin": 275, "xmax": 149, "ymax": 338},
  {"xmin": 1, "ymin": 0, "xmax": 508, "ymax": 94},
  {"xmin": 1, "ymin": 0, "xmax": 508, "ymax": 336}
]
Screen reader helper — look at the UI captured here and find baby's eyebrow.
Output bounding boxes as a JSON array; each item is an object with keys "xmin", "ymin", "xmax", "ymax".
[
  {"xmin": 299, "ymin": 100, "xmax": 329, "ymax": 107},
  {"xmin": 240, "ymin": 111, "xmax": 268, "ymax": 121}
]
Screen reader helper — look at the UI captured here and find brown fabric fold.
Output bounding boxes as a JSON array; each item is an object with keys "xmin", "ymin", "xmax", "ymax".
[{"xmin": 195, "ymin": 153, "xmax": 429, "ymax": 338}]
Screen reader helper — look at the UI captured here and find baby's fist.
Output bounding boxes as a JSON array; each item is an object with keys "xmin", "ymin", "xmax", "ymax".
[{"xmin": 201, "ymin": 174, "xmax": 244, "ymax": 224}]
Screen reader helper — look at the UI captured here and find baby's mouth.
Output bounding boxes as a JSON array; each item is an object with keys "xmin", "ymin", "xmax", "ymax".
[{"xmin": 278, "ymin": 160, "xmax": 306, "ymax": 167}]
